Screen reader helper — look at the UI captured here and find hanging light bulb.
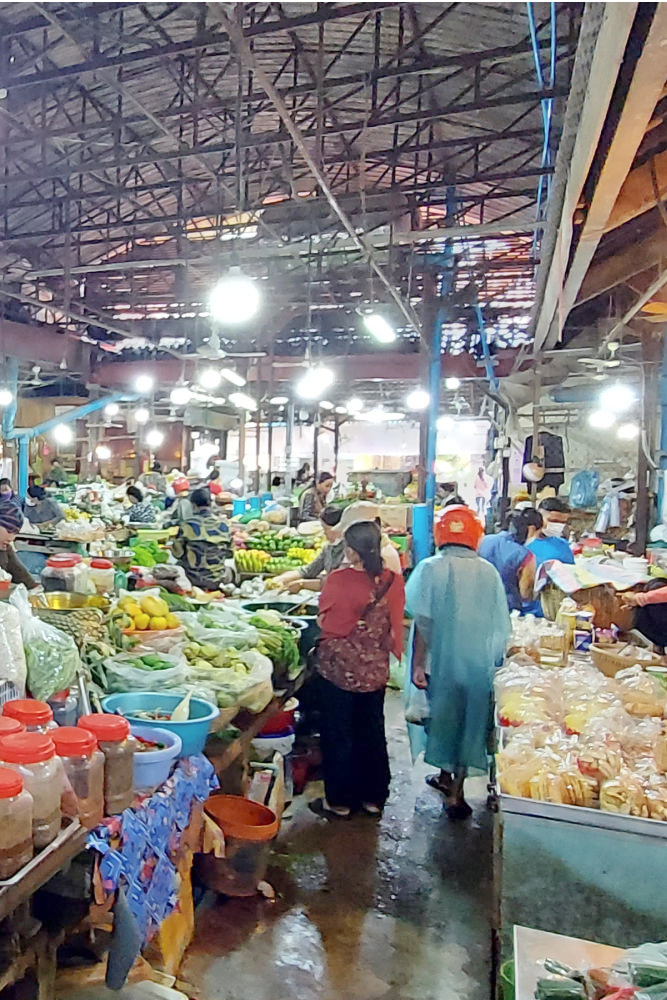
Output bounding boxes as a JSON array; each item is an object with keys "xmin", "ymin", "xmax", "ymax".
[
  {"xmin": 134, "ymin": 407, "xmax": 150, "ymax": 425},
  {"xmin": 170, "ymin": 385, "xmax": 192, "ymax": 406},
  {"xmin": 0, "ymin": 388, "xmax": 13, "ymax": 407},
  {"xmin": 363, "ymin": 313, "xmax": 396, "ymax": 344},
  {"xmin": 269, "ymin": 395, "xmax": 288, "ymax": 406},
  {"xmin": 346, "ymin": 397, "xmax": 363, "ymax": 413},
  {"xmin": 146, "ymin": 428, "xmax": 164, "ymax": 448},
  {"xmin": 53, "ymin": 423, "xmax": 73, "ymax": 444},
  {"xmin": 406, "ymin": 388, "xmax": 430, "ymax": 410},
  {"xmin": 134, "ymin": 374, "xmax": 154, "ymax": 394},
  {"xmin": 104, "ymin": 402, "xmax": 120, "ymax": 418},
  {"xmin": 599, "ymin": 383, "xmax": 635, "ymax": 414},
  {"xmin": 588, "ymin": 410, "xmax": 616, "ymax": 429},
  {"xmin": 209, "ymin": 269, "xmax": 260, "ymax": 324},
  {"xmin": 229, "ymin": 392, "xmax": 258, "ymax": 411},
  {"xmin": 319, "ymin": 400, "xmax": 334, "ymax": 411},
  {"xmin": 199, "ymin": 368, "xmax": 221, "ymax": 390},
  {"xmin": 95, "ymin": 444, "xmax": 111, "ymax": 460},
  {"xmin": 617, "ymin": 422, "xmax": 639, "ymax": 440},
  {"xmin": 445, "ymin": 377, "xmax": 461, "ymax": 390},
  {"xmin": 296, "ymin": 366, "xmax": 335, "ymax": 400}
]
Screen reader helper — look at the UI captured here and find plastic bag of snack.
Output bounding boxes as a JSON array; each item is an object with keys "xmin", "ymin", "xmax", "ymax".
[
  {"xmin": 615, "ymin": 666, "xmax": 666, "ymax": 718},
  {"xmin": 600, "ymin": 770, "xmax": 650, "ymax": 817}
]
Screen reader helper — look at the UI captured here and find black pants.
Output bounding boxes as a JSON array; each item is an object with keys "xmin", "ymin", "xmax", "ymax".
[{"xmin": 317, "ymin": 675, "xmax": 390, "ymax": 809}]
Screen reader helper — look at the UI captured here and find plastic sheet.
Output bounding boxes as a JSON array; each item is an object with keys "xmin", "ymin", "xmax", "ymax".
[{"xmin": 10, "ymin": 584, "xmax": 79, "ymax": 700}]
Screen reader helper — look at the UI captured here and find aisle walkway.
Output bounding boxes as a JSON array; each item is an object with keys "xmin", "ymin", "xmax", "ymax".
[{"xmin": 182, "ymin": 692, "xmax": 494, "ymax": 1000}]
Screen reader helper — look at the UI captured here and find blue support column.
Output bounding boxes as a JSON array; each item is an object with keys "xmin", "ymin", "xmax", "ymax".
[
  {"xmin": 424, "ymin": 306, "xmax": 444, "ymax": 516},
  {"xmin": 17, "ymin": 437, "xmax": 29, "ymax": 497}
]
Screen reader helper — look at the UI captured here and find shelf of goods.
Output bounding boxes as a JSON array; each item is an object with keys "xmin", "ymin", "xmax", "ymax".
[{"xmin": 494, "ymin": 629, "xmax": 667, "ymax": 952}]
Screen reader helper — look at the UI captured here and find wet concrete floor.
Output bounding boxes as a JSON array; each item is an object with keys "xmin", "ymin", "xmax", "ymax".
[{"xmin": 182, "ymin": 691, "xmax": 494, "ymax": 1000}]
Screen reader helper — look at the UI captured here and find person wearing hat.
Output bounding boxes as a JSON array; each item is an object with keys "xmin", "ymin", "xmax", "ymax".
[
  {"xmin": 405, "ymin": 505, "xmax": 509, "ymax": 820},
  {"xmin": 339, "ymin": 501, "xmax": 402, "ymax": 574},
  {"xmin": 273, "ymin": 506, "xmax": 345, "ymax": 593},
  {"xmin": 298, "ymin": 471, "xmax": 335, "ymax": 523},
  {"xmin": 0, "ymin": 501, "xmax": 37, "ymax": 588},
  {"xmin": 164, "ymin": 476, "xmax": 193, "ymax": 525}
]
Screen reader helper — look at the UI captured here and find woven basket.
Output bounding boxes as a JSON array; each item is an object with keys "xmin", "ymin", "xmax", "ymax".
[{"xmin": 590, "ymin": 643, "xmax": 665, "ymax": 678}]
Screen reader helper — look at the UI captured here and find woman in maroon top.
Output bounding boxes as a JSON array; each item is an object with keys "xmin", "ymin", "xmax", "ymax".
[{"xmin": 312, "ymin": 521, "xmax": 405, "ymax": 819}]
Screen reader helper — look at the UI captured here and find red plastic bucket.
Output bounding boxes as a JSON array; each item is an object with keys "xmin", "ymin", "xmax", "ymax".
[{"xmin": 197, "ymin": 795, "xmax": 279, "ymax": 896}]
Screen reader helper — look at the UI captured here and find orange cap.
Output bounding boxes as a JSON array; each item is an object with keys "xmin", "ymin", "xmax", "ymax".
[
  {"xmin": 52, "ymin": 727, "xmax": 96, "ymax": 758},
  {"xmin": 0, "ymin": 767, "xmax": 22, "ymax": 798},
  {"xmin": 0, "ymin": 717, "xmax": 25, "ymax": 738},
  {"xmin": 3, "ymin": 699, "xmax": 53, "ymax": 727},
  {"xmin": 0, "ymin": 732, "xmax": 56, "ymax": 764},
  {"xmin": 434, "ymin": 504, "xmax": 483, "ymax": 551},
  {"xmin": 78, "ymin": 714, "xmax": 130, "ymax": 743}
]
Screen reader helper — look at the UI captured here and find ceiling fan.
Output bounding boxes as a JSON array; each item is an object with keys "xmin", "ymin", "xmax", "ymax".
[{"xmin": 576, "ymin": 341, "xmax": 621, "ymax": 371}]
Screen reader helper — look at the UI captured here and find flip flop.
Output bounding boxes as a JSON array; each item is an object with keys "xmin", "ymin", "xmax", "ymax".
[
  {"xmin": 425, "ymin": 773, "xmax": 453, "ymax": 795},
  {"xmin": 308, "ymin": 797, "xmax": 350, "ymax": 820}
]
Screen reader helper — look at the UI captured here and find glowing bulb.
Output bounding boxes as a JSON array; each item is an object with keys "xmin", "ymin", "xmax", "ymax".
[
  {"xmin": 0, "ymin": 388, "xmax": 13, "ymax": 407},
  {"xmin": 135, "ymin": 374, "xmax": 154, "ymax": 394},
  {"xmin": 588, "ymin": 410, "xmax": 616, "ymax": 429},
  {"xmin": 617, "ymin": 422, "xmax": 639, "ymax": 440},
  {"xmin": 209, "ymin": 271, "xmax": 260, "ymax": 324},
  {"xmin": 104, "ymin": 402, "xmax": 119, "ymax": 418},
  {"xmin": 346, "ymin": 397, "xmax": 363, "ymax": 413},
  {"xmin": 406, "ymin": 389, "xmax": 430, "ymax": 410},
  {"xmin": 270, "ymin": 395, "xmax": 288, "ymax": 406},
  {"xmin": 219, "ymin": 368, "xmax": 246, "ymax": 387},
  {"xmin": 438, "ymin": 414, "xmax": 455, "ymax": 432},
  {"xmin": 363, "ymin": 313, "xmax": 396, "ymax": 344},
  {"xmin": 95, "ymin": 444, "xmax": 111, "ymax": 460},
  {"xmin": 334, "ymin": 406, "xmax": 348, "ymax": 415},
  {"xmin": 134, "ymin": 407, "xmax": 150, "ymax": 425},
  {"xmin": 53, "ymin": 423, "xmax": 73, "ymax": 444},
  {"xmin": 199, "ymin": 368, "xmax": 221, "ymax": 390},
  {"xmin": 170, "ymin": 385, "xmax": 192, "ymax": 406},
  {"xmin": 296, "ymin": 366, "xmax": 335, "ymax": 400},
  {"xmin": 319, "ymin": 400, "xmax": 334, "ymax": 411},
  {"xmin": 229, "ymin": 392, "xmax": 257, "ymax": 410},
  {"xmin": 445, "ymin": 377, "xmax": 461, "ymax": 390},
  {"xmin": 599, "ymin": 383, "xmax": 635, "ymax": 413},
  {"xmin": 146, "ymin": 428, "xmax": 164, "ymax": 448}
]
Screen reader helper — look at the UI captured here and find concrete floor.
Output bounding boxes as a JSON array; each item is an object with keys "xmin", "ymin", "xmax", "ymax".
[{"xmin": 181, "ymin": 692, "xmax": 494, "ymax": 1000}]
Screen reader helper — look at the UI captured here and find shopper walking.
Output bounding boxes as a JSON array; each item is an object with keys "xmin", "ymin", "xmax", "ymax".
[
  {"xmin": 478, "ymin": 511, "xmax": 537, "ymax": 612},
  {"xmin": 312, "ymin": 521, "xmax": 405, "ymax": 819},
  {"xmin": 406, "ymin": 506, "xmax": 510, "ymax": 820}
]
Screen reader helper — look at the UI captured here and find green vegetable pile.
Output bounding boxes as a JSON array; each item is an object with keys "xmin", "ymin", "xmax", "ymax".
[
  {"xmin": 130, "ymin": 540, "xmax": 169, "ymax": 567},
  {"xmin": 183, "ymin": 641, "xmax": 250, "ymax": 675},
  {"xmin": 119, "ymin": 652, "xmax": 175, "ymax": 672},
  {"xmin": 248, "ymin": 611, "xmax": 300, "ymax": 675},
  {"xmin": 159, "ymin": 589, "xmax": 194, "ymax": 612}
]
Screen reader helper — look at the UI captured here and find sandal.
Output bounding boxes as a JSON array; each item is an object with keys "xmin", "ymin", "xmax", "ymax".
[
  {"xmin": 426, "ymin": 772, "xmax": 453, "ymax": 796},
  {"xmin": 361, "ymin": 803, "xmax": 383, "ymax": 818},
  {"xmin": 308, "ymin": 797, "xmax": 350, "ymax": 820}
]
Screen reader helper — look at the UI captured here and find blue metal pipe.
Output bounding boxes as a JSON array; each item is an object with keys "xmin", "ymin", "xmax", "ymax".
[{"xmin": 1, "ymin": 359, "xmax": 18, "ymax": 439}]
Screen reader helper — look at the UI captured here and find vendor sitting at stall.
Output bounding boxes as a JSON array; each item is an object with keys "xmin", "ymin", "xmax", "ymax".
[
  {"xmin": 24, "ymin": 485, "xmax": 65, "ymax": 527},
  {"xmin": 298, "ymin": 471, "xmax": 334, "ymax": 523},
  {"xmin": 164, "ymin": 476, "xmax": 193, "ymax": 525},
  {"xmin": 526, "ymin": 497, "xmax": 574, "ymax": 567},
  {"xmin": 0, "ymin": 501, "xmax": 36, "ymax": 588},
  {"xmin": 274, "ymin": 506, "xmax": 344, "ymax": 593},
  {"xmin": 0, "ymin": 479, "xmax": 23, "ymax": 510},
  {"xmin": 172, "ymin": 487, "xmax": 232, "ymax": 590},
  {"xmin": 125, "ymin": 484, "xmax": 156, "ymax": 523}
]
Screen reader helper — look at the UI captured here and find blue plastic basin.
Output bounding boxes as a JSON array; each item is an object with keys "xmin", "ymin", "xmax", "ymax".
[
  {"xmin": 100, "ymin": 692, "xmax": 219, "ymax": 756},
  {"xmin": 130, "ymin": 724, "xmax": 182, "ymax": 792}
]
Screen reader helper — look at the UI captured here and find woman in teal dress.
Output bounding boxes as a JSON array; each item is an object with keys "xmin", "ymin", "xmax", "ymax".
[{"xmin": 405, "ymin": 505, "xmax": 510, "ymax": 819}]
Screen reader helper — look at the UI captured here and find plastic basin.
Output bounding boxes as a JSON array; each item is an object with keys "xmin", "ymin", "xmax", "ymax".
[
  {"xmin": 101, "ymin": 692, "xmax": 219, "ymax": 756},
  {"xmin": 196, "ymin": 795, "xmax": 279, "ymax": 897},
  {"xmin": 130, "ymin": 724, "xmax": 182, "ymax": 792}
]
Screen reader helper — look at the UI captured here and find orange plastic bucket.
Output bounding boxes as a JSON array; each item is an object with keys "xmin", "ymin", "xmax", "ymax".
[
  {"xmin": 198, "ymin": 795, "xmax": 279, "ymax": 896},
  {"xmin": 204, "ymin": 794, "xmax": 279, "ymax": 841}
]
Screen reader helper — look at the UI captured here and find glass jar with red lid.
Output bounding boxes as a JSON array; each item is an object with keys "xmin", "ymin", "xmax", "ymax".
[
  {"xmin": 0, "ymin": 733, "xmax": 61, "ymax": 848},
  {"xmin": 3, "ymin": 699, "xmax": 56, "ymax": 733},
  {"xmin": 0, "ymin": 767, "xmax": 33, "ymax": 878},
  {"xmin": 41, "ymin": 553, "xmax": 86, "ymax": 593},
  {"xmin": 52, "ymin": 728, "xmax": 104, "ymax": 829},
  {"xmin": 77, "ymin": 715, "xmax": 136, "ymax": 815}
]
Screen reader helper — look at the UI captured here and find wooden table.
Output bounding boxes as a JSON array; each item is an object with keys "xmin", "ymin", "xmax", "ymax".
[{"xmin": 514, "ymin": 926, "xmax": 624, "ymax": 1000}]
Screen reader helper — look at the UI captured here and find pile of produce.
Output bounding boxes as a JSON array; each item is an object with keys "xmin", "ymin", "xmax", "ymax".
[
  {"xmin": 531, "ymin": 940, "xmax": 667, "ymax": 999},
  {"xmin": 130, "ymin": 539, "xmax": 169, "ymax": 567},
  {"xmin": 232, "ymin": 523, "xmax": 321, "ymax": 575},
  {"xmin": 115, "ymin": 594, "xmax": 180, "ymax": 632},
  {"xmin": 247, "ymin": 610, "xmax": 301, "ymax": 677},
  {"xmin": 496, "ymin": 658, "xmax": 667, "ymax": 819},
  {"xmin": 182, "ymin": 640, "xmax": 251, "ymax": 675}
]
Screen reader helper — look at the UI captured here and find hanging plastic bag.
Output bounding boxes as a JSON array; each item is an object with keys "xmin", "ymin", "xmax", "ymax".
[
  {"xmin": 405, "ymin": 683, "xmax": 430, "ymax": 725},
  {"xmin": 569, "ymin": 469, "xmax": 599, "ymax": 509},
  {"xmin": 0, "ymin": 602, "xmax": 27, "ymax": 697},
  {"xmin": 10, "ymin": 585, "xmax": 79, "ymax": 701}
]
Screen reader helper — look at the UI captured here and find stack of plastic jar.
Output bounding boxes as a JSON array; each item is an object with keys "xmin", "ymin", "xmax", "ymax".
[
  {"xmin": 52, "ymin": 728, "xmax": 104, "ymax": 829},
  {"xmin": 0, "ymin": 718, "xmax": 25, "ymax": 739},
  {"xmin": 3, "ymin": 700, "xmax": 56, "ymax": 733},
  {"xmin": 0, "ymin": 733, "xmax": 61, "ymax": 849},
  {"xmin": 77, "ymin": 715, "xmax": 137, "ymax": 815},
  {"xmin": 0, "ymin": 767, "xmax": 33, "ymax": 878}
]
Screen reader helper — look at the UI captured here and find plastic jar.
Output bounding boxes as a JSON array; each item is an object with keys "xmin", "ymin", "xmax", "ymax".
[
  {"xmin": 3, "ymin": 700, "xmax": 56, "ymax": 733},
  {"xmin": 48, "ymin": 690, "xmax": 78, "ymax": 728},
  {"xmin": 0, "ymin": 718, "xmax": 25, "ymax": 739},
  {"xmin": 41, "ymin": 553, "xmax": 84, "ymax": 593},
  {"xmin": 0, "ymin": 733, "xmax": 61, "ymax": 849},
  {"xmin": 88, "ymin": 558, "xmax": 114, "ymax": 595},
  {"xmin": 77, "ymin": 715, "xmax": 137, "ymax": 815},
  {"xmin": 0, "ymin": 767, "xmax": 33, "ymax": 879},
  {"xmin": 52, "ymin": 728, "xmax": 104, "ymax": 829}
]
